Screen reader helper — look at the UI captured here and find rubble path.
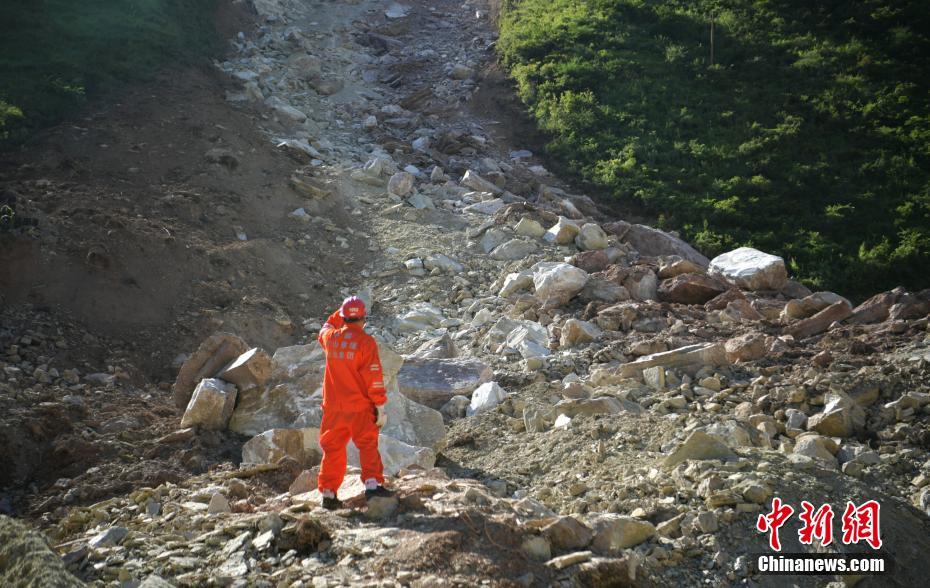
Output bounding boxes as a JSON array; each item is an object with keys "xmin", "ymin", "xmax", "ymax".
[{"xmin": 2, "ymin": 0, "xmax": 930, "ymax": 587}]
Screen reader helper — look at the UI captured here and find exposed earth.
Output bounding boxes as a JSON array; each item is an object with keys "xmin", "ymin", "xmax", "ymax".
[{"xmin": 1, "ymin": 1, "xmax": 929, "ymax": 587}]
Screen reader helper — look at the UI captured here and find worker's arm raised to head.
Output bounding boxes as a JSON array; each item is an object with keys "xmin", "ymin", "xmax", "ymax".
[
  {"xmin": 360, "ymin": 339, "xmax": 387, "ymax": 407},
  {"xmin": 317, "ymin": 310, "xmax": 344, "ymax": 346}
]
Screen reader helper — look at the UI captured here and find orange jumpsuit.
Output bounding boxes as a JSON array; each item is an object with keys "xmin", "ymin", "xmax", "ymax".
[{"xmin": 316, "ymin": 310, "xmax": 386, "ymax": 493}]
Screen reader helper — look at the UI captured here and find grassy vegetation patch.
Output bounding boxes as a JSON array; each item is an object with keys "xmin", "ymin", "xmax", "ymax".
[
  {"xmin": 499, "ymin": 0, "xmax": 930, "ymax": 297},
  {"xmin": 0, "ymin": 0, "xmax": 220, "ymax": 146}
]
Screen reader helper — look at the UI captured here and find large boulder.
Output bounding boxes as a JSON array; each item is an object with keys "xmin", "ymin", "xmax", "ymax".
[
  {"xmin": 387, "ymin": 172, "xmax": 414, "ymax": 197},
  {"xmin": 542, "ymin": 516, "xmax": 593, "ymax": 551},
  {"xmin": 396, "ymin": 358, "xmax": 493, "ymax": 409},
  {"xmin": 724, "ymin": 332, "xmax": 767, "ymax": 363},
  {"xmin": 394, "ymin": 303, "xmax": 445, "ymax": 333},
  {"xmin": 180, "ymin": 379, "xmax": 237, "ymax": 430},
  {"xmin": 241, "ymin": 428, "xmax": 322, "ymax": 467},
  {"xmin": 781, "ymin": 292, "xmax": 851, "ymax": 321},
  {"xmin": 575, "ymin": 223, "xmax": 609, "ymax": 251},
  {"xmin": 559, "ymin": 319, "xmax": 602, "ymax": 348},
  {"xmin": 533, "ymin": 262, "xmax": 589, "ymax": 306},
  {"xmin": 784, "ymin": 300, "xmax": 852, "ymax": 340},
  {"xmin": 466, "ymin": 382, "xmax": 507, "ymax": 416},
  {"xmin": 490, "ymin": 239, "xmax": 538, "ymax": 261},
  {"xmin": 229, "ymin": 383, "xmax": 322, "ymax": 436},
  {"xmin": 807, "ymin": 389, "xmax": 865, "ymax": 438},
  {"xmin": 461, "ymin": 170, "xmax": 502, "ymax": 195},
  {"xmin": 657, "ymin": 273, "xmax": 726, "ymax": 305},
  {"xmin": 603, "ymin": 221, "xmax": 710, "ymax": 267},
  {"xmin": 590, "ymin": 515, "xmax": 656, "ymax": 552},
  {"xmin": 347, "ymin": 435, "xmax": 436, "ymax": 476},
  {"xmin": 381, "ymin": 387, "xmax": 447, "ymax": 451},
  {"xmin": 709, "ymin": 247, "xmax": 787, "ymax": 291},
  {"xmin": 270, "ymin": 343, "xmax": 326, "ymax": 388},
  {"xmin": 172, "ymin": 333, "xmax": 249, "ymax": 409},
  {"xmin": 218, "ymin": 348, "xmax": 272, "ymax": 391},
  {"xmin": 570, "ymin": 250, "xmax": 611, "ymax": 273},
  {"xmin": 848, "ymin": 288, "xmax": 904, "ymax": 324},
  {"xmin": 662, "ymin": 431, "xmax": 737, "ymax": 468}
]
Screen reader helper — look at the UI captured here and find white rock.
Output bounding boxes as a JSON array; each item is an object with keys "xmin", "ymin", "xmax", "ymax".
[
  {"xmin": 499, "ymin": 271, "xmax": 534, "ymax": 297},
  {"xmin": 181, "ymin": 379, "xmax": 237, "ymax": 430},
  {"xmin": 241, "ymin": 428, "xmax": 322, "ymax": 466},
  {"xmin": 709, "ymin": 247, "xmax": 788, "ymax": 291},
  {"xmin": 543, "ymin": 217, "xmax": 581, "ymax": 245},
  {"xmin": 395, "ymin": 303, "xmax": 445, "ymax": 333},
  {"xmin": 461, "ymin": 170, "xmax": 502, "ymax": 194},
  {"xmin": 505, "ymin": 322, "xmax": 551, "ymax": 359},
  {"xmin": 533, "ymin": 262, "xmax": 589, "ymax": 305},
  {"xmin": 467, "ymin": 382, "xmax": 507, "ymax": 416},
  {"xmin": 348, "ymin": 435, "xmax": 435, "ymax": 475}
]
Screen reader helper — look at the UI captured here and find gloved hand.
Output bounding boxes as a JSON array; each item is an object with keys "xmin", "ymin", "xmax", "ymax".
[{"xmin": 375, "ymin": 405, "xmax": 387, "ymax": 428}]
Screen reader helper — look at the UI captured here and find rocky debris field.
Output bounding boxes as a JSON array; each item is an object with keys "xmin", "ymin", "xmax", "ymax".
[{"xmin": 2, "ymin": 0, "xmax": 930, "ymax": 586}]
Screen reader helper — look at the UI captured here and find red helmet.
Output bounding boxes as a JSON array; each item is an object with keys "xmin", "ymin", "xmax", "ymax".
[{"xmin": 340, "ymin": 296, "xmax": 366, "ymax": 319}]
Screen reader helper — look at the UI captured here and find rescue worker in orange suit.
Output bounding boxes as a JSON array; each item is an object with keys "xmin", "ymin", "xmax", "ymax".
[{"xmin": 316, "ymin": 296, "xmax": 393, "ymax": 510}]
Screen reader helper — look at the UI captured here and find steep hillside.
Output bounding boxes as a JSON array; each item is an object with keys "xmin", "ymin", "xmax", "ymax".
[{"xmin": 498, "ymin": 0, "xmax": 930, "ymax": 297}]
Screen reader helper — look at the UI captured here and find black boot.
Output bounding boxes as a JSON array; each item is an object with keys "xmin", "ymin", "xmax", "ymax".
[
  {"xmin": 321, "ymin": 495, "xmax": 342, "ymax": 510},
  {"xmin": 365, "ymin": 486, "xmax": 394, "ymax": 500}
]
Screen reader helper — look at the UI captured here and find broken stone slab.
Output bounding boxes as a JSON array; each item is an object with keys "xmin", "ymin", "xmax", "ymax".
[
  {"xmin": 547, "ymin": 551, "xmax": 593, "ymax": 570},
  {"xmin": 396, "ymin": 357, "xmax": 493, "ymax": 409},
  {"xmin": 218, "ymin": 348, "xmax": 272, "ymax": 391},
  {"xmin": 388, "ymin": 172, "xmax": 414, "ymax": 197},
  {"xmin": 461, "ymin": 170, "xmax": 502, "ymax": 195},
  {"xmin": 229, "ymin": 383, "xmax": 321, "ymax": 437},
  {"xmin": 784, "ymin": 300, "xmax": 852, "ymax": 340},
  {"xmin": 480, "ymin": 228, "xmax": 509, "ymax": 253},
  {"xmin": 589, "ymin": 515, "xmax": 656, "ymax": 553},
  {"xmin": 172, "ymin": 332, "xmax": 249, "ymax": 409},
  {"xmin": 657, "ymin": 273, "xmax": 726, "ymax": 305},
  {"xmin": 618, "ymin": 343, "xmax": 728, "ymax": 379},
  {"xmin": 662, "ymin": 431, "xmax": 737, "ymax": 468},
  {"xmin": 533, "ymin": 262, "xmax": 589, "ymax": 306},
  {"xmin": 180, "ymin": 379, "xmax": 237, "ymax": 430},
  {"xmin": 560, "ymin": 319, "xmax": 602, "ymax": 348},
  {"xmin": 709, "ymin": 247, "xmax": 787, "ymax": 291},
  {"xmin": 603, "ymin": 221, "xmax": 710, "ymax": 267},
  {"xmin": 466, "ymin": 382, "xmax": 507, "ymax": 416},
  {"xmin": 241, "ymin": 428, "xmax": 322, "ymax": 468}
]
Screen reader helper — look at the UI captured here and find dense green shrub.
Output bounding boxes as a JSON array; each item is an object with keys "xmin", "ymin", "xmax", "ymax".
[
  {"xmin": 0, "ymin": 0, "xmax": 219, "ymax": 146},
  {"xmin": 499, "ymin": 0, "xmax": 930, "ymax": 298}
]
